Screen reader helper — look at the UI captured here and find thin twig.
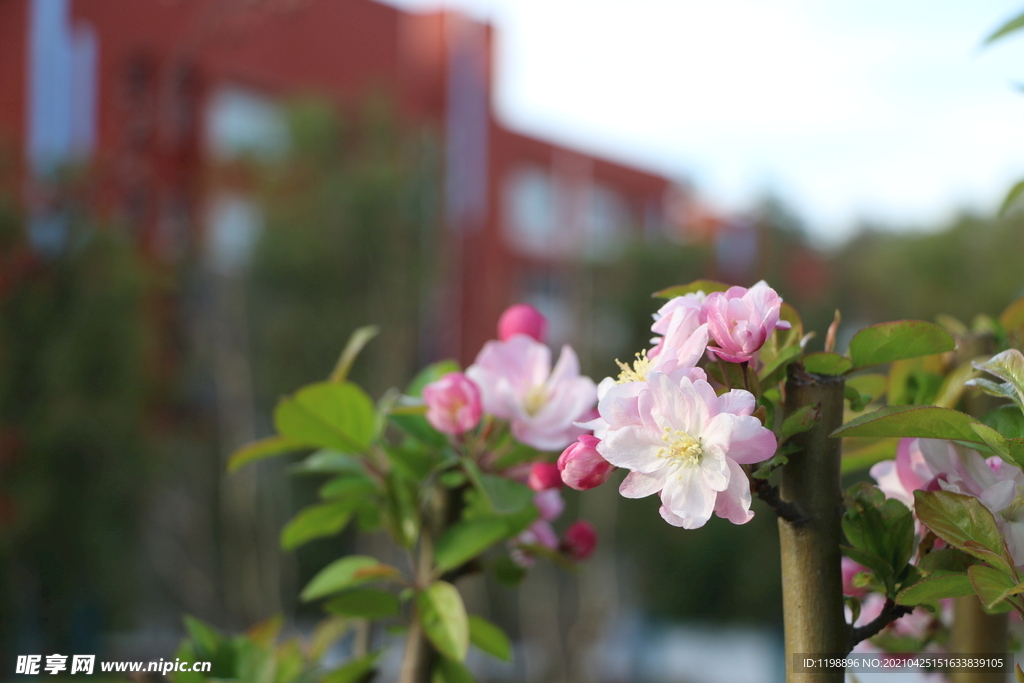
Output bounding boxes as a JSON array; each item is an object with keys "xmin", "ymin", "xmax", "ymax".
[
  {"xmin": 847, "ymin": 598, "xmax": 913, "ymax": 653},
  {"xmin": 749, "ymin": 476, "xmax": 808, "ymax": 525}
]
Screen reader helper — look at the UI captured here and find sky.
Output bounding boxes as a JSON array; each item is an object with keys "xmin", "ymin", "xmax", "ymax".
[{"xmin": 383, "ymin": 0, "xmax": 1024, "ymax": 245}]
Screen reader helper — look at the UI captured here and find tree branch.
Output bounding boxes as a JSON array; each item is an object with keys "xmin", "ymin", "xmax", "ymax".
[
  {"xmin": 847, "ymin": 598, "xmax": 913, "ymax": 653},
  {"xmin": 750, "ymin": 476, "xmax": 809, "ymax": 525}
]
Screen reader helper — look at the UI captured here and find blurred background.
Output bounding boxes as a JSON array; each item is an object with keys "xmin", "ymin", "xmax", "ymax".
[{"xmin": 1, "ymin": 0, "xmax": 1024, "ymax": 681}]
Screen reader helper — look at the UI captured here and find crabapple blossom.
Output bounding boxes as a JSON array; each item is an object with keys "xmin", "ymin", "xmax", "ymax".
[
  {"xmin": 498, "ymin": 303, "xmax": 548, "ymax": 342},
  {"xmin": 598, "ymin": 371, "xmax": 776, "ymax": 529},
  {"xmin": 704, "ymin": 280, "xmax": 790, "ymax": 364},
  {"xmin": 649, "ymin": 292, "xmax": 707, "ymax": 363},
  {"xmin": 422, "ymin": 372, "xmax": 482, "ymax": 435},
  {"xmin": 466, "ymin": 335, "xmax": 596, "ymax": 451},
  {"xmin": 557, "ymin": 434, "xmax": 615, "ymax": 490},
  {"xmin": 562, "ymin": 520, "xmax": 598, "ymax": 561},
  {"xmin": 528, "ymin": 462, "xmax": 563, "ymax": 491},
  {"xmin": 870, "ymin": 438, "xmax": 963, "ymax": 508}
]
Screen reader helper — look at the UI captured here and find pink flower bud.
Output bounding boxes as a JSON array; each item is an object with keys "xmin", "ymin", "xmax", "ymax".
[
  {"xmin": 534, "ymin": 489, "xmax": 565, "ymax": 522},
  {"xmin": 562, "ymin": 520, "xmax": 598, "ymax": 561},
  {"xmin": 528, "ymin": 462, "xmax": 563, "ymax": 491},
  {"xmin": 498, "ymin": 303, "xmax": 548, "ymax": 342},
  {"xmin": 703, "ymin": 280, "xmax": 790, "ymax": 364},
  {"xmin": 558, "ymin": 435, "xmax": 614, "ymax": 491},
  {"xmin": 422, "ymin": 372, "xmax": 482, "ymax": 435}
]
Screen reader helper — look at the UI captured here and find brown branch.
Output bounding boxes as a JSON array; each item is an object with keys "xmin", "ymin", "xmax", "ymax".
[
  {"xmin": 847, "ymin": 598, "xmax": 913, "ymax": 653},
  {"xmin": 750, "ymin": 476, "xmax": 809, "ymax": 525}
]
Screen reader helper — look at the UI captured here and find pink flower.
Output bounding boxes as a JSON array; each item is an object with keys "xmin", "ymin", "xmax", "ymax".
[
  {"xmin": 562, "ymin": 520, "xmax": 598, "ymax": 561},
  {"xmin": 422, "ymin": 372, "xmax": 482, "ymax": 435},
  {"xmin": 511, "ymin": 519, "xmax": 559, "ymax": 567},
  {"xmin": 534, "ymin": 488, "xmax": 565, "ymax": 521},
  {"xmin": 466, "ymin": 335, "xmax": 597, "ymax": 451},
  {"xmin": 598, "ymin": 371, "xmax": 776, "ymax": 529},
  {"xmin": 703, "ymin": 281, "xmax": 790, "ymax": 364},
  {"xmin": 649, "ymin": 292, "xmax": 706, "ymax": 361},
  {"xmin": 528, "ymin": 462, "xmax": 563, "ymax": 491},
  {"xmin": 558, "ymin": 434, "xmax": 615, "ymax": 490},
  {"xmin": 498, "ymin": 303, "xmax": 548, "ymax": 342}
]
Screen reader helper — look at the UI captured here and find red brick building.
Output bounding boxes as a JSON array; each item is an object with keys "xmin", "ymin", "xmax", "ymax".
[{"xmin": 0, "ymin": 0, "xmax": 676, "ymax": 364}]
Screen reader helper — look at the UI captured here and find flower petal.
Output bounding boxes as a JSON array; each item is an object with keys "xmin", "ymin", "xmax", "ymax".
[{"xmin": 701, "ymin": 413, "xmax": 777, "ymax": 465}]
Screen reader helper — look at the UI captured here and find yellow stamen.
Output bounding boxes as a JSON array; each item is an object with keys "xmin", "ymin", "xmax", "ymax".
[
  {"xmin": 616, "ymin": 349, "xmax": 653, "ymax": 384},
  {"xmin": 655, "ymin": 425, "xmax": 704, "ymax": 467}
]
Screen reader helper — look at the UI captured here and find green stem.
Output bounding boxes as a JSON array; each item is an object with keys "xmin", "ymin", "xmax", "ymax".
[{"xmin": 778, "ymin": 363, "xmax": 846, "ymax": 682}]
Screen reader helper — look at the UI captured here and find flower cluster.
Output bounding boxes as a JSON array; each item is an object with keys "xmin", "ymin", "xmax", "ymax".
[
  {"xmin": 561, "ymin": 281, "xmax": 784, "ymax": 529},
  {"xmin": 873, "ymin": 437, "xmax": 1024, "ymax": 566},
  {"xmin": 421, "ymin": 303, "xmax": 601, "ymax": 561}
]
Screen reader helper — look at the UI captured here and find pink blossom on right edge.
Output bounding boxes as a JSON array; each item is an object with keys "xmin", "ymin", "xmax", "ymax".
[{"xmin": 703, "ymin": 280, "xmax": 790, "ymax": 364}]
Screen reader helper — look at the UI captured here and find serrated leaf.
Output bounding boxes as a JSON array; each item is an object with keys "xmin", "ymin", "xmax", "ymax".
[
  {"xmin": 329, "ymin": 326, "xmax": 379, "ymax": 384},
  {"xmin": 322, "ymin": 651, "xmax": 382, "ymax": 683},
  {"xmin": 779, "ymin": 404, "xmax": 820, "ymax": 442},
  {"xmin": 275, "ymin": 382, "xmax": 377, "ymax": 452},
  {"xmin": 914, "ymin": 491, "xmax": 1012, "ymax": 574},
  {"xmin": 418, "ymin": 581, "xmax": 469, "ymax": 661},
  {"xmin": 832, "ymin": 405, "xmax": 993, "ymax": 446},
  {"xmin": 468, "ymin": 615, "xmax": 512, "ymax": 661},
  {"xmin": 435, "ymin": 518, "xmax": 510, "ymax": 572},
  {"xmin": 917, "ymin": 548, "xmax": 977, "ymax": 574},
  {"xmin": 281, "ymin": 501, "xmax": 355, "ymax": 551},
  {"xmin": 968, "ymin": 564, "xmax": 1021, "ymax": 610},
  {"xmin": 848, "ymin": 321, "xmax": 955, "ymax": 370},
  {"xmin": 802, "ymin": 352, "xmax": 852, "ymax": 376},
  {"xmin": 301, "ymin": 556, "xmax": 399, "ymax": 602},
  {"xmin": 896, "ymin": 573, "xmax": 975, "ymax": 606},
  {"xmin": 228, "ymin": 435, "xmax": 308, "ymax": 472},
  {"xmin": 325, "ymin": 589, "xmax": 401, "ymax": 619},
  {"xmin": 971, "ymin": 349, "xmax": 1024, "ymax": 412},
  {"xmin": 652, "ymin": 279, "xmax": 730, "ymax": 299}
]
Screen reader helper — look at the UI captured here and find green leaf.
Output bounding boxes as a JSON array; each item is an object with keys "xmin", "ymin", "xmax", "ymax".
[
  {"xmin": 914, "ymin": 491, "xmax": 1013, "ymax": 575},
  {"xmin": 468, "ymin": 615, "xmax": 512, "ymax": 661},
  {"xmin": 281, "ymin": 501, "xmax": 355, "ymax": 551},
  {"xmin": 652, "ymin": 279, "xmax": 730, "ymax": 299},
  {"xmin": 407, "ymin": 360, "xmax": 461, "ymax": 397},
  {"xmin": 432, "ymin": 658, "xmax": 475, "ymax": 683},
  {"xmin": 418, "ymin": 581, "xmax": 469, "ymax": 661},
  {"xmin": 896, "ymin": 573, "xmax": 975, "ymax": 606},
  {"xmin": 968, "ymin": 564, "xmax": 1022, "ymax": 610},
  {"xmin": 184, "ymin": 615, "xmax": 224, "ymax": 657},
  {"xmin": 832, "ymin": 405, "xmax": 993, "ymax": 446},
  {"xmin": 329, "ymin": 326, "xmax": 380, "ymax": 384},
  {"xmin": 325, "ymin": 589, "xmax": 401, "ymax": 619},
  {"xmin": 971, "ymin": 349, "xmax": 1024, "ymax": 412},
  {"xmin": 391, "ymin": 414, "xmax": 448, "ymax": 448},
  {"xmin": 493, "ymin": 556, "xmax": 527, "ymax": 585},
  {"xmin": 275, "ymin": 382, "xmax": 377, "ymax": 452},
  {"xmin": 779, "ymin": 404, "xmax": 820, "ymax": 442},
  {"xmin": 292, "ymin": 450, "xmax": 365, "ymax": 475},
  {"xmin": 917, "ymin": 548, "xmax": 977, "ymax": 574},
  {"xmin": 802, "ymin": 352, "xmax": 852, "ymax": 376},
  {"xmin": 475, "ymin": 472, "xmax": 534, "ymax": 515},
  {"xmin": 842, "ymin": 483, "xmax": 915, "ymax": 590},
  {"xmin": 322, "ymin": 651, "xmax": 382, "ymax": 683},
  {"xmin": 319, "ymin": 475, "xmax": 378, "ymax": 501},
  {"xmin": 435, "ymin": 518, "xmax": 510, "ymax": 572},
  {"xmin": 757, "ymin": 342, "xmax": 802, "ymax": 386},
  {"xmin": 988, "ymin": 11, "xmax": 1024, "ymax": 44},
  {"xmin": 848, "ymin": 321, "xmax": 955, "ymax": 370},
  {"xmin": 301, "ymin": 556, "xmax": 400, "ymax": 602},
  {"xmin": 228, "ymin": 435, "xmax": 308, "ymax": 472}
]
